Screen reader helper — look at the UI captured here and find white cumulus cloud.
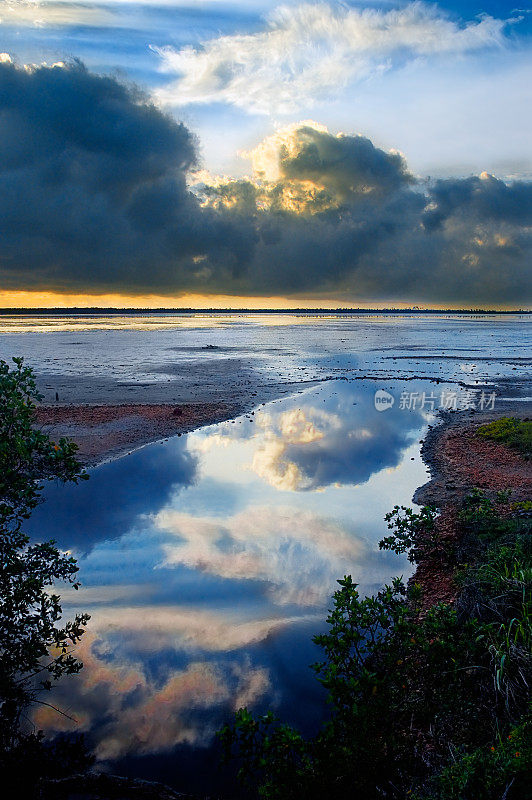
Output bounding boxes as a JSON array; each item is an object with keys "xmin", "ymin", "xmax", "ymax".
[{"xmin": 153, "ymin": 1, "xmax": 509, "ymax": 114}]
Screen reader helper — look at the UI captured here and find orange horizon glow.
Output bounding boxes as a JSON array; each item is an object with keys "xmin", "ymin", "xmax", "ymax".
[{"xmin": 0, "ymin": 291, "xmax": 527, "ymax": 312}]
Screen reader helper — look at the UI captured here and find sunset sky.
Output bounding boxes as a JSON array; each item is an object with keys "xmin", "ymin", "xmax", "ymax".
[{"xmin": 1, "ymin": 0, "xmax": 530, "ymax": 308}]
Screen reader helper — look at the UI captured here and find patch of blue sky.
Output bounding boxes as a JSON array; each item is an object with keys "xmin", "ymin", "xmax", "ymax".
[
  {"xmin": 172, "ymin": 476, "xmax": 251, "ymax": 518},
  {"xmin": 437, "ymin": 0, "xmax": 531, "ymax": 27},
  {"xmin": 0, "ymin": 1, "xmax": 265, "ymax": 79}
]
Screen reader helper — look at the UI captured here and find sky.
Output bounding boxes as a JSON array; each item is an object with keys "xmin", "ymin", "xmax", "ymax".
[{"xmin": 0, "ymin": 0, "xmax": 531, "ymax": 307}]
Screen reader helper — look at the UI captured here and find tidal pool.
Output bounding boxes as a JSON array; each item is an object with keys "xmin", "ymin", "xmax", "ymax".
[{"xmin": 25, "ymin": 378, "xmax": 441, "ymax": 793}]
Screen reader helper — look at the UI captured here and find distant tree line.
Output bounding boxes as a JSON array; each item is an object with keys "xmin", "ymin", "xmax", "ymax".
[{"xmin": 0, "ymin": 308, "xmax": 529, "ymax": 316}]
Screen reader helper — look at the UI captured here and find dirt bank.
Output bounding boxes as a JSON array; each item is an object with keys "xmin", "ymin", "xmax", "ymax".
[
  {"xmin": 415, "ymin": 406, "xmax": 531, "ymax": 509},
  {"xmin": 411, "ymin": 405, "xmax": 532, "ymax": 608}
]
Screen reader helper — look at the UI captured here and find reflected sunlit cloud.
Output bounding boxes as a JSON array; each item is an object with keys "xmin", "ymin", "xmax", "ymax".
[
  {"xmin": 33, "ymin": 632, "xmax": 271, "ymax": 760},
  {"xmin": 196, "ymin": 383, "xmax": 425, "ymax": 492},
  {"xmin": 155, "ymin": 505, "xmax": 370, "ymax": 606}
]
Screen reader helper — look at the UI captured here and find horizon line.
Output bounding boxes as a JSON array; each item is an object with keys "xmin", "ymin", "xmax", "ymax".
[{"xmin": 0, "ymin": 307, "xmax": 530, "ymax": 315}]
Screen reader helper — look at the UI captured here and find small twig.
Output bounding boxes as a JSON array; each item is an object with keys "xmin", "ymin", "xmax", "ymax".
[
  {"xmin": 501, "ymin": 778, "xmax": 515, "ymax": 800},
  {"xmin": 32, "ymin": 699, "xmax": 77, "ymax": 723}
]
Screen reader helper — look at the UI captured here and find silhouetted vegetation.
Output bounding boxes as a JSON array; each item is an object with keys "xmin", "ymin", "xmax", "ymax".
[
  {"xmin": 0, "ymin": 358, "xmax": 92, "ymax": 792},
  {"xmin": 220, "ymin": 490, "xmax": 532, "ymax": 799},
  {"xmin": 0, "ymin": 308, "xmax": 529, "ymax": 316},
  {"xmin": 3, "ymin": 356, "xmax": 530, "ymax": 798}
]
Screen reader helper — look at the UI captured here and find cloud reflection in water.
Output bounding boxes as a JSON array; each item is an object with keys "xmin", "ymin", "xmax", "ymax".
[
  {"xmin": 34, "ymin": 632, "xmax": 271, "ymax": 760},
  {"xmin": 31, "ymin": 380, "xmax": 429, "ymax": 771}
]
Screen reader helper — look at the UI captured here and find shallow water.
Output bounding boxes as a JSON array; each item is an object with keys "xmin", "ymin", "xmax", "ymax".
[
  {"xmin": 8, "ymin": 313, "xmax": 531, "ymax": 793},
  {"xmin": 0, "ymin": 312, "xmax": 530, "ymax": 399}
]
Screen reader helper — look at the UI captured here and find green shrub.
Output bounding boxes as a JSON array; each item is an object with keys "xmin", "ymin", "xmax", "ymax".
[
  {"xmin": 220, "ymin": 489, "xmax": 532, "ymax": 799},
  {"xmin": 379, "ymin": 505, "xmax": 441, "ymax": 563},
  {"xmin": 477, "ymin": 417, "xmax": 532, "ymax": 459},
  {"xmin": 0, "ymin": 358, "xmax": 90, "ymax": 775},
  {"xmin": 417, "ymin": 716, "xmax": 532, "ymax": 800}
]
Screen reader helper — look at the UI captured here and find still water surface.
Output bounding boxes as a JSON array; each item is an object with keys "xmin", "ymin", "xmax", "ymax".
[
  {"xmin": 1, "ymin": 312, "xmax": 529, "ymax": 396},
  {"xmin": 27, "ymin": 379, "xmax": 431, "ymax": 791}
]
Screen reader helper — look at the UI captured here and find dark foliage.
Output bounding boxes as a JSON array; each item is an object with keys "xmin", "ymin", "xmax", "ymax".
[
  {"xmin": 0, "ymin": 358, "xmax": 91, "ymax": 787},
  {"xmin": 220, "ymin": 491, "xmax": 531, "ymax": 799}
]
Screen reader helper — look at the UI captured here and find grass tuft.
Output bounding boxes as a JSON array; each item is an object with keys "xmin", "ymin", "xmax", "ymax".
[{"xmin": 477, "ymin": 417, "xmax": 532, "ymax": 459}]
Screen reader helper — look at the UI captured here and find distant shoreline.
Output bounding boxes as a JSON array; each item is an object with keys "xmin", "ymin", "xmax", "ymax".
[{"xmin": 0, "ymin": 307, "xmax": 530, "ymax": 316}]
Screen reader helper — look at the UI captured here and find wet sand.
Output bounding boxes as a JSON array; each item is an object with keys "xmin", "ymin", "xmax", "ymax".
[
  {"xmin": 33, "ymin": 357, "xmax": 321, "ymax": 464},
  {"xmin": 35, "ymin": 402, "xmax": 239, "ymax": 466},
  {"xmin": 34, "ymin": 357, "xmax": 268, "ymax": 406},
  {"xmin": 36, "ymin": 364, "xmax": 530, "ymax": 468}
]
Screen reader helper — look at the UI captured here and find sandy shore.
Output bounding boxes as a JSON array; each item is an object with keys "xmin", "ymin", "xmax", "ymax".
[
  {"xmin": 32, "ymin": 349, "xmax": 326, "ymax": 464},
  {"xmin": 415, "ymin": 403, "xmax": 531, "ymax": 508}
]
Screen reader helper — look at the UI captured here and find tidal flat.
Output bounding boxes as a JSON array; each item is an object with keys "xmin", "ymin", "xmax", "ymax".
[{"xmin": 1, "ymin": 311, "xmax": 530, "ymax": 463}]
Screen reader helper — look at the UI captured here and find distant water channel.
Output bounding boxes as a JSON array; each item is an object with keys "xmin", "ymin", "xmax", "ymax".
[{"xmin": 5, "ymin": 313, "xmax": 529, "ymax": 793}]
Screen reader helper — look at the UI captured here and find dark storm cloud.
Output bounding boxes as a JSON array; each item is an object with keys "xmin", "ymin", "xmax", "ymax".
[
  {"xmin": 0, "ymin": 59, "xmax": 254, "ymax": 293},
  {"xmin": 422, "ymin": 173, "xmax": 532, "ymax": 230},
  {"xmin": 248, "ymin": 183, "xmax": 428, "ymax": 294},
  {"xmin": 277, "ymin": 124, "xmax": 414, "ymax": 201},
  {"xmin": 200, "ymin": 125, "xmax": 532, "ymax": 303},
  {"xmin": 0, "ymin": 60, "xmax": 530, "ymax": 303}
]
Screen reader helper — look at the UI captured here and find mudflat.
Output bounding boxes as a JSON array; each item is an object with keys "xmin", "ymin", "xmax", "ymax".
[{"xmin": 35, "ymin": 402, "xmax": 239, "ymax": 465}]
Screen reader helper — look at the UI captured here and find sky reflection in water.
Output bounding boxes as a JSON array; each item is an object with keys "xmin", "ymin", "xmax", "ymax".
[{"xmin": 29, "ymin": 379, "xmax": 432, "ymax": 790}]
